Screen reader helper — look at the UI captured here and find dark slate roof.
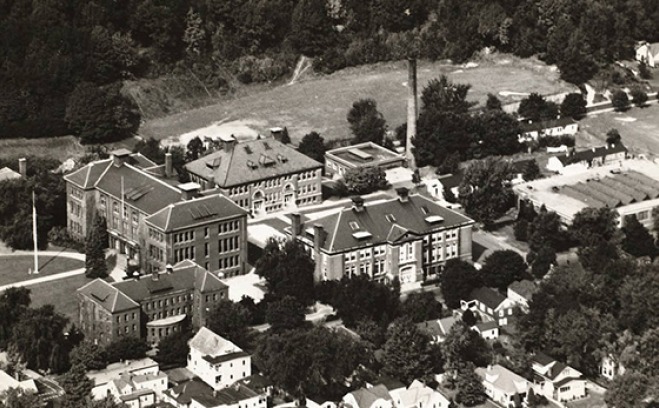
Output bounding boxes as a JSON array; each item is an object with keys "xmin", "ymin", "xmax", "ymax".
[
  {"xmin": 556, "ymin": 143, "xmax": 627, "ymax": 166},
  {"xmin": 520, "ymin": 117, "xmax": 576, "ymax": 132},
  {"xmin": 95, "ymin": 163, "xmax": 182, "ymax": 215},
  {"xmin": 145, "ymin": 194, "xmax": 247, "ymax": 232},
  {"xmin": 553, "ymin": 376, "xmax": 583, "ymax": 388},
  {"xmin": 532, "ymin": 352, "xmax": 555, "ymax": 367},
  {"xmin": 348, "ymin": 385, "xmax": 392, "ymax": 408},
  {"xmin": 112, "ymin": 261, "xmax": 227, "ymax": 304},
  {"xmin": 185, "ymin": 138, "xmax": 322, "ymax": 188},
  {"xmin": 64, "ymin": 159, "xmax": 113, "ymax": 189},
  {"xmin": 235, "ymin": 375, "xmax": 274, "ymax": 392},
  {"xmin": 468, "ymin": 287, "xmax": 507, "ymax": 310},
  {"xmin": 437, "ymin": 171, "xmax": 464, "ymax": 190},
  {"xmin": 77, "ymin": 279, "xmax": 140, "ymax": 313},
  {"xmin": 475, "ymin": 321, "xmax": 499, "ymax": 332},
  {"xmin": 546, "ymin": 362, "xmax": 568, "ymax": 380},
  {"xmin": 303, "ymin": 194, "xmax": 474, "ymax": 253},
  {"xmin": 203, "ymin": 351, "xmax": 250, "ymax": 364},
  {"xmin": 165, "ymin": 379, "xmax": 259, "ymax": 408}
]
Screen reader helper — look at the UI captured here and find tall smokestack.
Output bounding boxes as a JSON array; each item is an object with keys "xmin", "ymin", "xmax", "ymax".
[{"xmin": 406, "ymin": 59, "xmax": 418, "ymax": 170}]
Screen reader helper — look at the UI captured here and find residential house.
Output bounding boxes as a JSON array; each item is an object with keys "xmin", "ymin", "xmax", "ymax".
[
  {"xmin": 185, "ymin": 135, "xmax": 323, "ymax": 215},
  {"xmin": 473, "ymin": 321, "xmax": 499, "ymax": 340},
  {"xmin": 475, "ymin": 365, "xmax": 529, "ymax": 408},
  {"xmin": 0, "ymin": 167, "xmax": 21, "ymax": 182},
  {"xmin": 187, "ymin": 327, "xmax": 251, "ymax": 391},
  {"xmin": 531, "ymin": 353, "xmax": 586, "ymax": 402},
  {"xmin": 163, "ymin": 378, "xmax": 266, "ymax": 408},
  {"xmin": 424, "ymin": 171, "xmax": 463, "ymax": 203},
  {"xmin": 518, "ymin": 117, "xmax": 579, "ymax": 143},
  {"xmin": 600, "ymin": 354, "xmax": 626, "ymax": 381},
  {"xmin": 0, "ymin": 370, "xmax": 38, "ymax": 398},
  {"xmin": 460, "ymin": 287, "xmax": 516, "ymax": 326},
  {"xmin": 343, "ymin": 385, "xmax": 394, "ymax": 408},
  {"xmin": 507, "ymin": 280, "xmax": 538, "ymax": 313},
  {"xmin": 89, "ymin": 358, "xmax": 166, "ymax": 408},
  {"xmin": 546, "ymin": 143, "xmax": 627, "ymax": 174},
  {"xmin": 389, "ymin": 380, "xmax": 451, "ymax": 408},
  {"xmin": 77, "ymin": 260, "xmax": 228, "ymax": 346},
  {"xmin": 636, "ymin": 42, "xmax": 659, "ymax": 67},
  {"xmin": 324, "ymin": 142, "xmax": 406, "ymax": 179},
  {"xmin": 416, "ymin": 316, "xmax": 458, "ymax": 343},
  {"xmin": 64, "ymin": 149, "xmax": 247, "ymax": 275},
  {"xmin": 289, "ymin": 189, "xmax": 474, "ymax": 283}
]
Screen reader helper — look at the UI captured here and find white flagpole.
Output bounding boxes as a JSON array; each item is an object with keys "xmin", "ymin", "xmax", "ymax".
[{"xmin": 32, "ymin": 190, "xmax": 39, "ymax": 274}]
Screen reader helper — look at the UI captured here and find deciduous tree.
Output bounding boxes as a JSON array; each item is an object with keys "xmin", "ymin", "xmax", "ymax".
[
  {"xmin": 485, "ymin": 93, "xmax": 502, "ymax": 111},
  {"xmin": 622, "ymin": 216, "xmax": 657, "ymax": 258},
  {"xmin": 59, "ymin": 363, "xmax": 94, "ymax": 408},
  {"xmin": 104, "ymin": 336, "xmax": 149, "ymax": 364},
  {"xmin": 255, "ymin": 238, "xmax": 315, "ymax": 306},
  {"xmin": 381, "ymin": 319, "xmax": 440, "ymax": 384},
  {"xmin": 455, "ymin": 363, "xmax": 486, "ymax": 407},
  {"xmin": 569, "ymin": 207, "xmax": 619, "ymax": 246},
  {"xmin": 266, "ymin": 295, "xmax": 307, "ymax": 331},
  {"xmin": 297, "ymin": 132, "xmax": 326, "ymax": 163},
  {"xmin": 605, "ymin": 372, "xmax": 650, "ymax": 408},
  {"xmin": 518, "ymin": 93, "xmax": 559, "ymax": 122},
  {"xmin": 440, "ymin": 260, "xmax": 482, "ymax": 309},
  {"xmin": 400, "ymin": 291, "xmax": 442, "ymax": 323},
  {"xmin": 420, "ymin": 76, "xmax": 475, "ymax": 115},
  {"xmin": 347, "ymin": 98, "xmax": 387, "ymax": 145},
  {"xmin": 343, "ymin": 167, "xmax": 388, "ymax": 194},
  {"xmin": 289, "ymin": 0, "xmax": 336, "ymax": 57},
  {"xmin": 85, "ymin": 212, "xmax": 108, "ymax": 279},
  {"xmin": 207, "ymin": 299, "xmax": 252, "ymax": 348},
  {"xmin": 155, "ymin": 330, "xmax": 192, "ymax": 367},
  {"xmin": 481, "ymin": 250, "xmax": 529, "ymax": 292},
  {"xmin": 560, "ymin": 93, "xmax": 587, "ymax": 119},
  {"xmin": 70, "ymin": 341, "xmax": 108, "ymax": 370},
  {"xmin": 442, "ymin": 321, "xmax": 491, "ymax": 373},
  {"xmin": 458, "ymin": 158, "xmax": 514, "ymax": 227},
  {"xmin": 631, "ymin": 87, "xmax": 648, "ymax": 107},
  {"xmin": 606, "ymin": 128, "xmax": 622, "ymax": 145},
  {"xmin": 612, "ymin": 90, "xmax": 630, "ymax": 111}
]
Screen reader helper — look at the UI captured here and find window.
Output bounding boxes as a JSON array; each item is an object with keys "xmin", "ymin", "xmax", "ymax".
[{"xmin": 349, "ymin": 221, "xmax": 359, "ymax": 231}]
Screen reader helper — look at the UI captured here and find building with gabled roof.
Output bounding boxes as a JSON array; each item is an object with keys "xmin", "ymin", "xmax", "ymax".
[
  {"xmin": 90, "ymin": 359, "xmax": 168, "ymax": 408},
  {"xmin": 187, "ymin": 327, "xmax": 251, "ymax": 391},
  {"xmin": 461, "ymin": 287, "xmax": 516, "ymax": 326},
  {"xmin": 185, "ymin": 136, "xmax": 323, "ymax": 216},
  {"xmin": 531, "ymin": 353, "xmax": 586, "ymax": 402},
  {"xmin": 77, "ymin": 261, "xmax": 228, "ymax": 346},
  {"xmin": 518, "ymin": 117, "xmax": 579, "ymax": 143},
  {"xmin": 288, "ymin": 188, "xmax": 474, "ymax": 283},
  {"xmin": 417, "ymin": 316, "xmax": 458, "ymax": 343},
  {"xmin": 507, "ymin": 280, "xmax": 538, "ymax": 312},
  {"xmin": 636, "ymin": 42, "xmax": 659, "ymax": 67},
  {"xmin": 163, "ymin": 378, "xmax": 266, "ymax": 408},
  {"xmin": 546, "ymin": 143, "xmax": 627, "ymax": 174},
  {"xmin": 476, "ymin": 364, "xmax": 529, "ymax": 408},
  {"xmin": 343, "ymin": 384, "xmax": 394, "ymax": 408},
  {"xmin": 65, "ymin": 150, "xmax": 248, "ymax": 275},
  {"xmin": 389, "ymin": 380, "xmax": 451, "ymax": 408}
]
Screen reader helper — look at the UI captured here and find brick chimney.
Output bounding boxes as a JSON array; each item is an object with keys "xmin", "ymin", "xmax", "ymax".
[
  {"xmin": 219, "ymin": 134, "xmax": 237, "ymax": 152},
  {"xmin": 111, "ymin": 149, "xmax": 131, "ymax": 167},
  {"xmin": 396, "ymin": 187, "xmax": 410, "ymax": 202},
  {"xmin": 270, "ymin": 127, "xmax": 283, "ymax": 142},
  {"xmin": 18, "ymin": 157, "xmax": 26, "ymax": 177},
  {"xmin": 178, "ymin": 182, "xmax": 201, "ymax": 200},
  {"xmin": 351, "ymin": 196, "xmax": 365, "ymax": 212},
  {"xmin": 291, "ymin": 213, "xmax": 302, "ymax": 236},
  {"xmin": 406, "ymin": 58, "xmax": 418, "ymax": 170},
  {"xmin": 166, "ymin": 264, "xmax": 173, "ymax": 274},
  {"xmin": 165, "ymin": 153, "xmax": 173, "ymax": 178}
]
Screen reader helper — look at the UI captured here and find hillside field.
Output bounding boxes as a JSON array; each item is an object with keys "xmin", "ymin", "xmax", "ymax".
[{"xmin": 140, "ymin": 55, "xmax": 576, "ymax": 145}]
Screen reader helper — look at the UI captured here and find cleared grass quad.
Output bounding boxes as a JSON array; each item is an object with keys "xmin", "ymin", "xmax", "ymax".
[
  {"xmin": 0, "ymin": 255, "xmax": 83, "ymax": 286},
  {"xmin": 141, "ymin": 54, "xmax": 575, "ymax": 144},
  {"xmin": 29, "ymin": 273, "xmax": 91, "ymax": 323},
  {"xmin": 580, "ymin": 102, "xmax": 659, "ymax": 158}
]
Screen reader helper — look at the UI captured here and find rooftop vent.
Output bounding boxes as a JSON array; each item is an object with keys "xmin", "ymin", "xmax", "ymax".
[
  {"xmin": 263, "ymin": 142, "xmax": 271, "ymax": 150},
  {"xmin": 348, "ymin": 221, "xmax": 359, "ymax": 231},
  {"xmin": 348, "ymin": 148, "xmax": 373, "ymax": 161},
  {"xmin": 352, "ymin": 231, "xmax": 373, "ymax": 240},
  {"xmin": 385, "ymin": 214, "xmax": 396, "ymax": 223},
  {"xmin": 277, "ymin": 154, "xmax": 288, "ymax": 163},
  {"xmin": 244, "ymin": 146, "xmax": 253, "ymax": 154},
  {"xmin": 206, "ymin": 157, "xmax": 221, "ymax": 169},
  {"xmin": 247, "ymin": 160, "xmax": 257, "ymax": 169},
  {"xmin": 425, "ymin": 215, "xmax": 444, "ymax": 224}
]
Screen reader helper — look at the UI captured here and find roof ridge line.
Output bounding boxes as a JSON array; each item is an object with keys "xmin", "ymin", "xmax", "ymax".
[
  {"xmin": 94, "ymin": 161, "xmax": 114, "ymax": 188},
  {"xmin": 123, "ymin": 162, "xmax": 180, "ymax": 192},
  {"xmin": 328, "ymin": 210, "xmax": 343, "ymax": 252},
  {"xmin": 165, "ymin": 205, "xmax": 173, "ymax": 231}
]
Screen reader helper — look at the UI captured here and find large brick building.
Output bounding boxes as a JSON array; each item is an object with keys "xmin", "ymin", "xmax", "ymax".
[
  {"xmin": 77, "ymin": 260, "xmax": 228, "ymax": 346},
  {"xmin": 185, "ymin": 136, "xmax": 323, "ymax": 216},
  {"xmin": 288, "ymin": 189, "xmax": 475, "ymax": 283},
  {"xmin": 64, "ymin": 150, "xmax": 248, "ymax": 275}
]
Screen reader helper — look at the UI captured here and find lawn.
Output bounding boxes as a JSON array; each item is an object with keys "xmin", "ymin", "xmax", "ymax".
[
  {"xmin": 579, "ymin": 102, "xmax": 659, "ymax": 158},
  {"xmin": 29, "ymin": 273, "xmax": 92, "ymax": 324},
  {"xmin": 0, "ymin": 255, "xmax": 83, "ymax": 286},
  {"xmin": 0, "ymin": 136, "xmax": 85, "ymax": 162},
  {"xmin": 141, "ymin": 54, "xmax": 575, "ymax": 145}
]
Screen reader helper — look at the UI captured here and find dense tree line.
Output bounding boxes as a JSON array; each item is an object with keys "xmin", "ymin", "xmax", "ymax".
[{"xmin": 2, "ymin": 0, "xmax": 658, "ymax": 141}]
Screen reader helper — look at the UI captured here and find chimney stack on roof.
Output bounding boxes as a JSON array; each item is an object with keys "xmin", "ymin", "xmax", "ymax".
[
  {"xmin": 351, "ymin": 196, "xmax": 365, "ymax": 212},
  {"xmin": 270, "ymin": 127, "xmax": 283, "ymax": 142},
  {"xmin": 396, "ymin": 187, "xmax": 410, "ymax": 202},
  {"xmin": 313, "ymin": 224, "xmax": 325, "ymax": 251},
  {"xmin": 152, "ymin": 271, "xmax": 160, "ymax": 281},
  {"xmin": 111, "ymin": 148, "xmax": 131, "ymax": 167},
  {"xmin": 220, "ymin": 134, "xmax": 237, "ymax": 152},
  {"xmin": 291, "ymin": 213, "xmax": 302, "ymax": 236},
  {"xmin": 166, "ymin": 264, "xmax": 173, "ymax": 274},
  {"xmin": 178, "ymin": 182, "xmax": 201, "ymax": 201},
  {"xmin": 165, "ymin": 152, "xmax": 173, "ymax": 178},
  {"xmin": 18, "ymin": 157, "xmax": 26, "ymax": 178}
]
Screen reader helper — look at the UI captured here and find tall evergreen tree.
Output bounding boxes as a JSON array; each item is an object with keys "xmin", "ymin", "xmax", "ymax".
[
  {"xmin": 59, "ymin": 363, "xmax": 94, "ymax": 408},
  {"xmin": 347, "ymin": 98, "xmax": 387, "ymax": 145},
  {"xmin": 85, "ymin": 212, "xmax": 108, "ymax": 279},
  {"xmin": 455, "ymin": 363, "xmax": 487, "ymax": 407},
  {"xmin": 621, "ymin": 216, "xmax": 657, "ymax": 258}
]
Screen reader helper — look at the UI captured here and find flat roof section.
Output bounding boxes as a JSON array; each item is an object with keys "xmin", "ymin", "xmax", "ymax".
[{"xmin": 326, "ymin": 142, "xmax": 405, "ymax": 168}]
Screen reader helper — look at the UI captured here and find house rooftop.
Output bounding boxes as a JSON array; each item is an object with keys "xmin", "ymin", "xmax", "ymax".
[
  {"xmin": 87, "ymin": 358, "xmax": 159, "ymax": 385},
  {"xmin": 520, "ymin": 116, "xmax": 576, "ymax": 132},
  {"xmin": 165, "ymin": 379, "xmax": 259, "ymax": 408},
  {"xmin": 0, "ymin": 167, "xmax": 21, "ymax": 182},
  {"xmin": 296, "ymin": 194, "xmax": 474, "ymax": 253},
  {"xmin": 346, "ymin": 384, "xmax": 392, "ymax": 408},
  {"xmin": 475, "ymin": 364, "xmax": 528, "ymax": 395},
  {"xmin": 189, "ymin": 327, "xmax": 244, "ymax": 359},
  {"xmin": 325, "ymin": 142, "xmax": 405, "ymax": 168},
  {"xmin": 475, "ymin": 321, "xmax": 499, "ymax": 332},
  {"xmin": 508, "ymin": 280, "xmax": 538, "ymax": 301},
  {"xmin": 185, "ymin": 138, "xmax": 322, "ymax": 188},
  {"xmin": 468, "ymin": 287, "xmax": 507, "ymax": 310},
  {"xmin": 556, "ymin": 143, "xmax": 627, "ymax": 166},
  {"xmin": 145, "ymin": 193, "xmax": 247, "ymax": 232}
]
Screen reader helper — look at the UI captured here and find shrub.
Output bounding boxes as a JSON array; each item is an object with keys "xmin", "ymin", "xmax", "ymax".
[{"xmin": 233, "ymin": 55, "xmax": 292, "ymax": 84}]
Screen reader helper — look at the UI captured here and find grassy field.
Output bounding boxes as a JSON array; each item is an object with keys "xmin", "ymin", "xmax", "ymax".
[
  {"xmin": 141, "ymin": 54, "xmax": 575, "ymax": 144},
  {"xmin": 579, "ymin": 102, "xmax": 659, "ymax": 157},
  {"xmin": 0, "ymin": 136, "xmax": 85, "ymax": 162},
  {"xmin": 29, "ymin": 273, "xmax": 91, "ymax": 323},
  {"xmin": 0, "ymin": 255, "xmax": 83, "ymax": 286}
]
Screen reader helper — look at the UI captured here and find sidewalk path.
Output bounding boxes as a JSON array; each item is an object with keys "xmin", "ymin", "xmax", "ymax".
[
  {"xmin": 0, "ymin": 250, "xmax": 85, "ymax": 261},
  {"xmin": 0, "ymin": 267, "xmax": 85, "ymax": 292}
]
